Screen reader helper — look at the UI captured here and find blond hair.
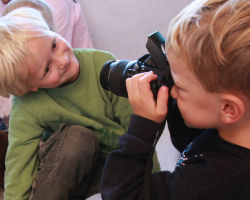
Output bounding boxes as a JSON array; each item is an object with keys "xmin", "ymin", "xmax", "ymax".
[
  {"xmin": 166, "ymin": 0, "xmax": 250, "ymax": 98},
  {"xmin": 2, "ymin": 0, "xmax": 54, "ymax": 31},
  {"xmin": 0, "ymin": 7, "xmax": 50, "ymax": 97}
]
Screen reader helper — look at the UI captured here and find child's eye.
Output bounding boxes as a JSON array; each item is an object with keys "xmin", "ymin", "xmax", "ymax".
[
  {"xmin": 45, "ymin": 66, "xmax": 50, "ymax": 74},
  {"xmin": 174, "ymin": 84, "xmax": 182, "ymax": 92},
  {"xmin": 174, "ymin": 84, "xmax": 180, "ymax": 90},
  {"xmin": 52, "ymin": 40, "xmax": 56, "ymax": 49}
]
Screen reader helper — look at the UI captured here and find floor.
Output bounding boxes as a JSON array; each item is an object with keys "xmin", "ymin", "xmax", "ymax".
[{"xmin": 0, "ymin": 126, "xmax": 180, "ymax": 200}]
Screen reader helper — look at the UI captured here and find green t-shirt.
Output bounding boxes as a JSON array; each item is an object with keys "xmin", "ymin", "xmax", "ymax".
[{"xmin": 5, "ymin": 49, "xmax": 132, "ymax": 200}]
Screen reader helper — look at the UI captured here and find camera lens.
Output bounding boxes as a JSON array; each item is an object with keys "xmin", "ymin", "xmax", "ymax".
[
  {"xmin": 100, "ymin": 60, "xmax": 131, "ymax": 97},
  {"xmin": 100, "ymin": 60, "xmax": 115, "ymax": 90}
]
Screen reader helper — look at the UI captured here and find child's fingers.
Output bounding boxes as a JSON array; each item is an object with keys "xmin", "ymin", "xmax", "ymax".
[
  {"xmin": 126, "ymin": 71, "xmax": 157, "ymax": 88},
  {"xmin": 126, "ymin": 72, "xmax": 157, "ymax": 116},
  {"xmin": 126, "ymin": 72, "xmax": 169, "ymax": 123},
  {"xmin": 136, "ymin": 72, "xmax": 157, "ymax": 94},
  {"xmin": 126, "ymin": 71, "xmax": 157, "ymax": 101},
  {"xmin": 155, "ymin": 86, "xmax": 169, "ymax": 122}
]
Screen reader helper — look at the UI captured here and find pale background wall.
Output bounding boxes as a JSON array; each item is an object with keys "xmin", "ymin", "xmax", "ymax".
[{"xmin": 79, "ymin": 0, "xmax": 190, "ymax": 60}]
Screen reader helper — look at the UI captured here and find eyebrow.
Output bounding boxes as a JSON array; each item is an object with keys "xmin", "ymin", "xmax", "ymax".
[{"xmin": 172, "ymin": 76, "xmax": 183, "ymax": 89}]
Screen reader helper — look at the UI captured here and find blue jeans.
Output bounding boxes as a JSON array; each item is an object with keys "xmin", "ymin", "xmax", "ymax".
[{"xmin": 30, "ymin": 124, "xmax": 99, "ymax": 200}]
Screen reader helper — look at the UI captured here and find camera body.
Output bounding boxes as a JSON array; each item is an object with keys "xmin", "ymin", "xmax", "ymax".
[{"xmin": 100, "ymin": 31, "xmax": 174, "ymax": 98}]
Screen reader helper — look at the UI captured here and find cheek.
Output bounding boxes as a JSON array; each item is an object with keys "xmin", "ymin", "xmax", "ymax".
[
  {"xmin": 177, "ymin": 98, "xmax": 219, "ymax": 129},
  {"xmin": 175, "ymin": 95, "xmax": 200, "ymax": 125},
  {"xmin": 47, "ymin": 73, "xmax": 61, "ymax": 87},
  {"xmin": 176, "ymin": 99, "xmax": 189, "ymax": 118},
  {"xmin": 176, "ymin": 103, "xmax": 195, "ymax": 128}
]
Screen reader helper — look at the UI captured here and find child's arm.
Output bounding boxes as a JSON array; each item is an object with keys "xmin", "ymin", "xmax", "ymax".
[
  {"xmin": 101, "ymin": 115, "xmax": 190, "ymax": 200},
  {"xmin": 4, "ymin": 99, "xmax": 43, "ymax": 200},
  {"xmin": 101, "ymin": 72, "xmax": 181, "ymax": 199}
]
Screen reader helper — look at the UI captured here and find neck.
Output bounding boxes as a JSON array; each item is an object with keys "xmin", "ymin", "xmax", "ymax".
[{"xmin": 218, "ymin": 120, "xmax": 250, "ymax": 149}]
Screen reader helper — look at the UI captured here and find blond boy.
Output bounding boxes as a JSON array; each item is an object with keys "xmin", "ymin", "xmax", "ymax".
[
  {"xmin": 101, "ymin": 0, "xmax": 250, "ymax": 199},
  {"xmin": 0, "ymin": 7, "xmax": 132, "ymax": 200}
]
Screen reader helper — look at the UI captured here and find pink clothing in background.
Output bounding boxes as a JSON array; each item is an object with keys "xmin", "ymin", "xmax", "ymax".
[
  {"xmin": 0, "ymin": 1, "xmax": 5, "ymax": 13},
  {"xmin": 46, "ymin": 0, "xmax": 94, "ymax": 48},
  {"xmin": 0, "ymin": 96, "xmax": 12, "ymax": 118}
]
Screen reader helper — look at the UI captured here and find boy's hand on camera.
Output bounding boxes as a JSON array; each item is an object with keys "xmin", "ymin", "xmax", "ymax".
[{"xmin": 126, "ymin": 71, "xmax": 169, "ymax": 123}]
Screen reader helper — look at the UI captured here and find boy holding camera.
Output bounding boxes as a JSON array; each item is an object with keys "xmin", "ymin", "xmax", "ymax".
[
  {"xmin": 0, "ymin": 7, "xmax": 132, "ymax": 200},
  {"xmin": 101, "ymin": 0, "xmax": 250, "ymax": 199}
]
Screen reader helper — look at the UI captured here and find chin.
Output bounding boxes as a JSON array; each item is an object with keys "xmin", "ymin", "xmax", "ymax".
[
  {"xmin": 184, "ymin": 120, "xmax": 202, "ymax": 129},
  {"xmin": 184, "ymin": 121, "xmax": 192, "ymax": 128}
]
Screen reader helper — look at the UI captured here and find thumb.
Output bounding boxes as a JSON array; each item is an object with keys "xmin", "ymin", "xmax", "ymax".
[{"xmin": 155, "ymin": 86, "xmax": 169, "ymax": 122}]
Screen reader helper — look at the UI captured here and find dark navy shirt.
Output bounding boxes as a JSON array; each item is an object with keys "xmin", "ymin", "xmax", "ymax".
[{"xmin": 101, "ymin": 110, "xmax": 250, "ymax": 200}]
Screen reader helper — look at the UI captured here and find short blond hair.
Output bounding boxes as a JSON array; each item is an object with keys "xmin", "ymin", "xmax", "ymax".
[
  {"xmin": 2, "ymin": 0, "xmax": 54, "ymax": 31},
  {"xmin": 0, "ymin": 7, "xmax": 50, "ymax": 97},
  {"xmin": 166, "ymin": 0, "xmax": 250, "ymax": 98}
]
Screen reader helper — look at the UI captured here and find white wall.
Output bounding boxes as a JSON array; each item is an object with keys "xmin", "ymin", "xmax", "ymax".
[{"xmin": 79, "ymin": 0, "xmax": 190, "ymax": 60}]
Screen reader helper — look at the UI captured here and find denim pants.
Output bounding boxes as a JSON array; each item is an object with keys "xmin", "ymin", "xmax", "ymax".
[{"xmin": 30, "ymin": 124, "xmax": 100, "ymax": 200}]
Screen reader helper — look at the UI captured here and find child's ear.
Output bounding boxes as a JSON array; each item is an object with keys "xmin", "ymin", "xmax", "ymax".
[{"xmin": 220, "ymin": 94, "xmax": 245, "ymax": 124}]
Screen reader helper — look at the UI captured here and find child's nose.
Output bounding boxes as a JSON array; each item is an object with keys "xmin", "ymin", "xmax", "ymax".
[
  {"xmin": 170, "ymin": 85, "xmax": 177, "ymax": 99},
  {"xmin": 53, "ymin": 53, "xmax": 68, "ymax": 69}
]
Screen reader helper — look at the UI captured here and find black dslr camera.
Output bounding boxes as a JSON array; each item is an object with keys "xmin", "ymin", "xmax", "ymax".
[{"xmin": 100, "ymin": 31, "xmax": 174, "ymax": 98}]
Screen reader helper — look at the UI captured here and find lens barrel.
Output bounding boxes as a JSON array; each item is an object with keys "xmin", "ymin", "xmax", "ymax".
[
  {"xmin": 100, "ymin": 60, "xmax": 115, "ymax": 90},
  {"xmin": 100, "ymin": 60, "xmax": 131, "ymax": 97}
]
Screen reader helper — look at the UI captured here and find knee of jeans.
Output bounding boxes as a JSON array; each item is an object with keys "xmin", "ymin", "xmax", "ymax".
[{"xmin": 63, "ymin": 125, "xmax": 99, "ymax": 166}]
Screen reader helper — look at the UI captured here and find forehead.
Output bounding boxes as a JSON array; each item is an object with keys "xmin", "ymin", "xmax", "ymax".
[
  {"xmin": 167, "ymin": 48, "xmax": 199, "ymax": 85},
  {"xmin": 167, "ymin": 48, "xmax": 188, "ymax": 74},
  {"xmin": 27, "ymin": 30, "xmax": 54, "ymax": 46}
]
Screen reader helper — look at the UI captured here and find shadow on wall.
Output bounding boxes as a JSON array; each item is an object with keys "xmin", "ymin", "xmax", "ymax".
[{"xmin": 79, "ymin": 0, "xmax": 190, "ymax": 60}]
